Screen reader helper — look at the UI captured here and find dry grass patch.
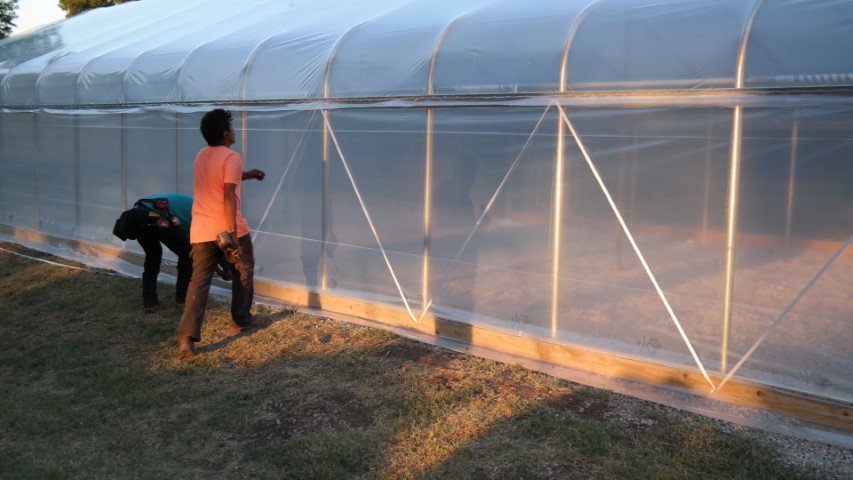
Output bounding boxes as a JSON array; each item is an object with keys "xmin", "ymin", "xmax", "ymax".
[{"xmin": 0, "ymin": 241, "xmax": 842, "ymax": 480}]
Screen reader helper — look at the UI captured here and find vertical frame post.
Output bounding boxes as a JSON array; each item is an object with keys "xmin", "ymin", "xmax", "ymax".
[
  {"xmin": 32, "ymin": 113, "xmax": 40, "ymax": 230},
  {"xmin": 722, "ymin": 107, "xmax": 742, "ymax": 373},
  {"xmin": 175, "ymin": 113, "xmax": 182, "ymax": 193},
  {"xmin": 552, "ymin": 2, "xmax": 598, "ymax": 337},
  {"xmin": 74, "ymin": 115, "xmax": 81, "ymax": 230},
  {"xmin": 723, "ymin": 0, "xmax": 766, "ymax": 373},
  {"xmin": 785, "ymin": 118, "xmax": 799, "ymax": 245},
  {"xmin": 550, "ymin": 120, "xmax": 565, "ymax": 337},
  {"xmin": 321, "ymin": 114, "xmax": 331, "ymax": 290},
  {"xmin": 423, "ymin": 109, "xmax": 433, "ymax": 310},
  {"xmin": 121, "ymin": 113, "xmax": 127, "ymax": 212}
]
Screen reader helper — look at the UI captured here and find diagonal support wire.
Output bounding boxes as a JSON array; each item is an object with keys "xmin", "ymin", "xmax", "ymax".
[
  {"xmin": 717, "ymin": 234, "xmax": 853, "ymax": 391},
  {"xmin": 418, "ymin": 102, "xmax": 555, "ymax": 322},
  {"xmin": 557, "ymin": 104, "xmax": 717, "ymax": 392},
  {"xmin": 253, "ymin": 110, "xmax": 319, "ymax": 243},
  {"xmin": 322, "ymin": 111, "xmax": 419, "ymax": 323}
]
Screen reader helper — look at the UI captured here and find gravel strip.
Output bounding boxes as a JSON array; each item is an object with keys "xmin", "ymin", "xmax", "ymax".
[
  {"xmin": 732, "ymin": 425, "xmax": 852, "ymax": 480},
  {"xmin": 610, "ymin": 395, "xmax": 852, "ymax": 479}
]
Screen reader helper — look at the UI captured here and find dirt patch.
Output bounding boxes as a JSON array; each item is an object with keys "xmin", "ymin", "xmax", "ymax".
[
  {"xmin": 307, "ymin": 322, "xmax": 352, "ymax": 345},
  {"xmin": 243, "ymin": 388, "xmax": 376, "ymax": 443},
  {"xmin": 368, "ymin": 341, "xmax": 460, "ymax": 371},
  {"xmin": 424, "ymin": 370, "xmax": 468, "ymax": 390},
  {"xmin": 544, "ymin": 392, "xmax": 612, "ymax": 420}
]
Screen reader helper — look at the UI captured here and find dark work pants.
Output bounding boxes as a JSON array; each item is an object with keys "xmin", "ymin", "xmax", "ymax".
[
  {"xmin": 178, "ymin": 234, "xmax": 255, "ymax": 342},
  {"xmin": 136, "ymin": 224, "xmax": 192, "ymax": 307}
]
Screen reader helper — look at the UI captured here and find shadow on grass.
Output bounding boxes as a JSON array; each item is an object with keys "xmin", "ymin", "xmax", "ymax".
[
  {"xmin": 0, "ymin": 243, "xmax": 821, "ymax": 480},
  {"xmin": 196, "ymin": 316, "xmax": 282, "ymax": 356}
]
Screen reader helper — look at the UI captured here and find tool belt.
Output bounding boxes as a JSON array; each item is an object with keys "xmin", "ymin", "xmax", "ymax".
[{"xmin": 134, "ymin": 198, "xmax": 180, "ymax": 229}]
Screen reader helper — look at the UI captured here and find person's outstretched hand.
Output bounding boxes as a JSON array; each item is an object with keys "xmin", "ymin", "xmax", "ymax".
[{"xmin": 244, "ymin": 169, "xmax": 265, "ymax": 181}]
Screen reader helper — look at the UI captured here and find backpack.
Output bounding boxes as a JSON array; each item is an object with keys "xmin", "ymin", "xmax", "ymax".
[
  {"xmin": 113, "ymin": 198, "xmax": 172, "ymax": 241},
  {"xmin": 112, "ymin": 208, "xmax": 138, "ymax": 241}
]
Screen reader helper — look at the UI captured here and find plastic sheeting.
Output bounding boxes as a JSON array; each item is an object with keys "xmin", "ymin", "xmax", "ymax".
[
  {"xmin": 4, "ymin": 0, "xmax": 853, "ymax": 104},
  {"xmin": 1, "ymin": 0, "xmax": 851, "ymax": 442}
]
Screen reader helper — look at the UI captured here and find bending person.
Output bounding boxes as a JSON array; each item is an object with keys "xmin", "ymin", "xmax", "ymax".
[
  {"xmin": 132, "ymin": 193, "xmax": 193, "ymax": 312},
  {"xmin": 127, "ymin": 193, "xmax": 231, "ymax": 312}
]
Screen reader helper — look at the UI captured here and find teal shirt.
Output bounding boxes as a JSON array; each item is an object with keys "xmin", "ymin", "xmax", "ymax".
[{"xmin": 142, "ymin": 193, "xmax": 193, "ymax": 237}]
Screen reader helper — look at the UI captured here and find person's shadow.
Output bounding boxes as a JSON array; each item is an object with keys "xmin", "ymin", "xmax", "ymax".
[{"xmin": 196, "ymin": 311, "xmax": 289, "ymax": 355}]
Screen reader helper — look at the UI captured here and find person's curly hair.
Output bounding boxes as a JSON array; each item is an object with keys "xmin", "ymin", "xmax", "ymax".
[{"xmin": 200, "ymin": 109, "xmax": 233, "ymax": 146}]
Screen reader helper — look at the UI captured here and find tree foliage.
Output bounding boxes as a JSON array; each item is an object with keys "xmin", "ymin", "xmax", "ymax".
[
  {"xmin": 0, "ymin": 0, "xmax": 18, "ymax": 39},
  {"xmin": 59, "ymin": 0, "xmax": 137, "ymax": 17}
]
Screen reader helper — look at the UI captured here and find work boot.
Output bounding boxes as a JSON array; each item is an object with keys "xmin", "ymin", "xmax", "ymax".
[
  {"xmin": 144, "ymin": 298, "xmax": 160, "ymax": 313},
  {"xmin": 179, "ymin": 337, "xmax": 197, "ymax": 359},
  {"xmin": 229, "ymin": 313, "xmax": 272, "ymax": 335}
]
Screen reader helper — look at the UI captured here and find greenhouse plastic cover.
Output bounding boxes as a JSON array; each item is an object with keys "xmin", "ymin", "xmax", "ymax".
[
  {"xmin": 0, "ymin": 0, "xmax": 852, "ymax": 444},
  {"xmin": 2, "ymin": 0, "xmax": 853, "ymax": 104}
]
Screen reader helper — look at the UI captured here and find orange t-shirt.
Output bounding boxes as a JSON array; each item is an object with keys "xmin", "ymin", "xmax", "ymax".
[{"xmin": 189, "ymin": 146, "xmax": 250, "ymax": 243}]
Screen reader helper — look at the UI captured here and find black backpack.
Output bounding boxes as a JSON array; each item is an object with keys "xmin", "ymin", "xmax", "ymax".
[
  {"xmin": 112, "ymin": 208, "xmax": 140, "ymax": 241},
  {"xmin": 113, "ymin": 198, "xmax": 171, "ymax": 241}
]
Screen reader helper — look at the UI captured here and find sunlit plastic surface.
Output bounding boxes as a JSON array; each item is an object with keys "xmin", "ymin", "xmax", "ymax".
[
  {"xmin": 567, "ymin": 0, "xmax": 752, "ymax": 90},
  {"xmin": 746, "ymin": 0, "xmax": 853, "ymax": 88},
  {"xmin": 1, "ymin": 0, "xmax": 852, "ymax": 441}
]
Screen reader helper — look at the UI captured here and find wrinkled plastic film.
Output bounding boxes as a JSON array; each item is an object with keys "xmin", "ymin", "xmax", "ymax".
[
  {"xmin": 323, "ymin": 111, "xmax": 419, "ymax": 322},
  {"xmin": 2, "ymin": 0, "xmax": 853, "ymax": 441},
  {"xmin": 719, "ymin": 235, "xmax": 853, "ymax": 391},
  {"xmin": 423, "ymin": 103, "xmax": 554, "ymax": 320},
  {"xmin": 559, "ymin": 105, "xmax": 716, "ymax": 391}
]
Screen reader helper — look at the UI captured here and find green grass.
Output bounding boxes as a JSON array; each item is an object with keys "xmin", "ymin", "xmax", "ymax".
[{"xmin": 0, "ymin": 241, "xmax": 829, "ymax": 479}]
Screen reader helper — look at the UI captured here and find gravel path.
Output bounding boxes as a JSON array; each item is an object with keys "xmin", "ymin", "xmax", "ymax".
[
  {"xmin": 734, "ymin": 426, "xmax": 852, "ymax": 480},
  {"xmin": 609, "ymin": 395, "xmax": 852, "ymax": 480}
]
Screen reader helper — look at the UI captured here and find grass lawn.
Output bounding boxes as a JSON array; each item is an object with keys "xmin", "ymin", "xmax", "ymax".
[{"xmin": 0, "ymin": 241, "xmax": 831, "ymax": 479}]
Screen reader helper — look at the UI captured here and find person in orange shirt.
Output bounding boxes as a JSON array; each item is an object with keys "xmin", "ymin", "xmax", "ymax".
[{"xmin": 177, "ymin": 109, "xmax": 266, "ymax": 358}]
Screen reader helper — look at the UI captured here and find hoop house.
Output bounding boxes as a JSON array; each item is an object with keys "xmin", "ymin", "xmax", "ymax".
[{"xmin": 1, "ymin": 0, "xmax": 851, "ymax": 444}]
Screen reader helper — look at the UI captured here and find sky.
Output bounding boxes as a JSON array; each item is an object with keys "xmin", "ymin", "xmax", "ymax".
[{"xmin": 12, "ymin": 0, "xmax": 66, "ymax": 36}]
